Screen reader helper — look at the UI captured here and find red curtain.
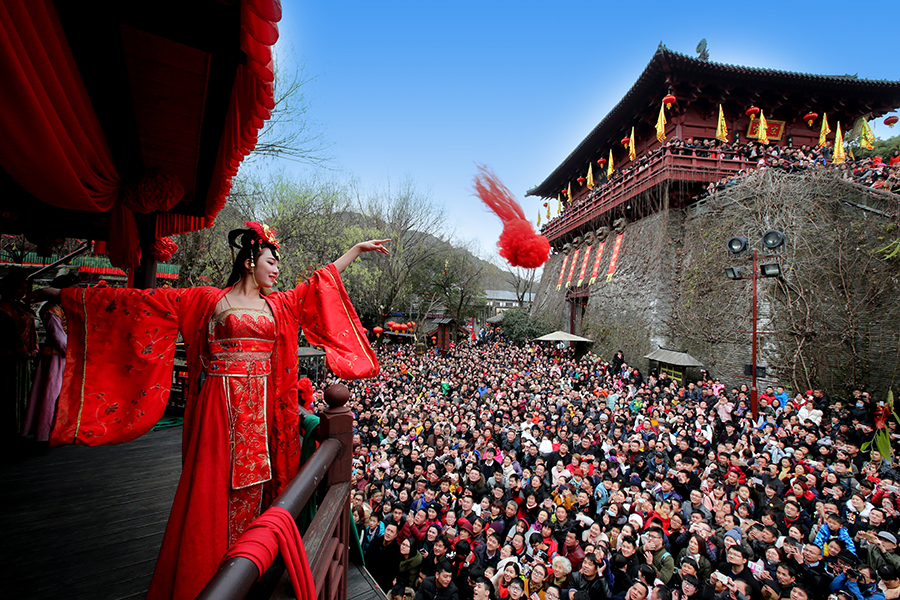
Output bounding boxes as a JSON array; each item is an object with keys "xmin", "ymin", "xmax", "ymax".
[
  {"xmin": 0, "ymin": 0, "xmax": 120, "ymax": 213},
  {"xmin": 205, "ymin": 0, "xmax": 281, "ymax": 223}
]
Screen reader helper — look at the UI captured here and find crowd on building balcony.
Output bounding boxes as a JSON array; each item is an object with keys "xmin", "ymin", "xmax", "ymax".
[
  {"xmin": 550, "ymin": 139, "xmax": 900, "ymax": 225},
  {"xmin": 330, "ymin": 332, "xmax": 900, "ymax": 600}
]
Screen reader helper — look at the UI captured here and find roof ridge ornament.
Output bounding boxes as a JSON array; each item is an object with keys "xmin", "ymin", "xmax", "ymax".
[{"xmin": 696, "ymin": 38, "xmax": 709, "ymax": 62}]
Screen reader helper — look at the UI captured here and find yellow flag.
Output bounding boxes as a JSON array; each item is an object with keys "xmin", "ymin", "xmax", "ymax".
[
  {"xmin": 758, "ymin": 111, "xmax": 769, "ymax": 145},
  {"xmin": 546, "ymin": 200, "xmax": 551, "ymax": 220},
  {"xmin": 587, "ymin": 163, "xmax": 594, "ymax": 188},
  {"xmin": 818, "ymin": 112, "xmax": 831, "ymax": 147},
  {"xmin": 860, "ymin": 118, "xmax": 876, "ymax": 150},
  {"xmin": 716, "ymin": 104, "xmax": 729, "ymax": 142},
  {"xmin": 833, "ymin": 122, "xmax": 845, "ymax": 164},
  {"xmin": 556, "ymin": 194, "xmax": 561, "ymax": 215},
  {"xmin": 537, "ymin": 209, "xmax": 541, "ymax": 227},
  {"xmin": 656, "ymin": 103, "xmax": 666, "ymax": 143},
  {"xmin": 628, "ymin": 126, "xmax": 636, "ymax": 161},
  {"xmin": 849, "ymin": 146, "xmax": 855, "ymax": 161},
  {"xmin": 607, "ymin": 149, "xmax": 614, "ymax": 178},
  {"xmin": 567, "ymin": 182, "xmax": 572, "ymax": 203}
]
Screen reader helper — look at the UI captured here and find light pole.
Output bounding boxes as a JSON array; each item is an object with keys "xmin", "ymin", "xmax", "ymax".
[{"xmin": 724, "ymin": 230, "xmax": 785, "ymax": 419}]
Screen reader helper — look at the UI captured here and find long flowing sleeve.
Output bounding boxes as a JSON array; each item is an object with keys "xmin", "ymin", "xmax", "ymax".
[
  {"xmin": 271, "ymin": 263, "xmax": 379, "ymax": 380},
  {"xmin": 51, "ymin": 286, "xmax": 185, "ymax": 446}
]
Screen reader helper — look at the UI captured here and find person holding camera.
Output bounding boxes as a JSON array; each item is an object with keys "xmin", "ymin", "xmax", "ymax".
[{"xmin": 830, "ymin": 562, "xmax": 886, "ymax": 600}]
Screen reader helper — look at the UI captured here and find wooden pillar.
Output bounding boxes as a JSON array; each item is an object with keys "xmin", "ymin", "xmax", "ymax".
[{"xmin": 130, "ymin": 213, "xmax": 157, "ymax": 289}]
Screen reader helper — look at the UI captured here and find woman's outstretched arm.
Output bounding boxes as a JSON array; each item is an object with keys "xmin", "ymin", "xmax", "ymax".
[{"xmin": 332, "ymin": 239, "xmax": 390, "ymax": 273}]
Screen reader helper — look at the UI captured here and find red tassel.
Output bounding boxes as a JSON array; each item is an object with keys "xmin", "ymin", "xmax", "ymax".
[{"xmin": 473, "ymin": 165, "xmax": 550, "ymax": 269}]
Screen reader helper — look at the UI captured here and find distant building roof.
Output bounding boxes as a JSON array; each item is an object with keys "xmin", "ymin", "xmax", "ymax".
[{"xmin": 484, "ymin": 290, "xmax": 536, "ymax": 302}]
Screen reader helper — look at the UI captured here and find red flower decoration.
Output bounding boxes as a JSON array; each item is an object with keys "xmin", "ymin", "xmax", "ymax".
[
  {"xmin": 298, "ymin": 377, "xmax": 314, "ymax": 411},
  {"xmin": 245, "ymin": 221, "xmax": 280, "ymax": 249},
  {"xmin": 151, "ymin": 236, "xmax": 178, "ymax": 262}
]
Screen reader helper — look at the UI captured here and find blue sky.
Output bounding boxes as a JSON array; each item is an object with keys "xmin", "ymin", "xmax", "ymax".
[{"xmin": 270, "ymin": 1, "xmax": 899, "ymax": 261}]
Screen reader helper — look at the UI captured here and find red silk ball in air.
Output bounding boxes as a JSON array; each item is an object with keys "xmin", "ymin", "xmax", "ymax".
[{"xmin": 472, "ymin": 166, "xmax": 550, "ymax": 269}]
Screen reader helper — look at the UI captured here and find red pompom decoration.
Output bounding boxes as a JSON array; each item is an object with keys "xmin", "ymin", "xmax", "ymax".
[
  {"xmin": 473, "ymin": 165, "xmax": 551, "ymax": 269},
  {"xmin": 298, "ymin": 377, "xmax": 315, "ymax": 411},
  {"xmin": 151, "ymin": 236, "xmax": 178, "ymax": 262}
]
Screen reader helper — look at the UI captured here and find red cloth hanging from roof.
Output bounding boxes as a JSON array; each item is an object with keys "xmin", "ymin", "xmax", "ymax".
[{"xmin": 0, "ymin": 0, "xmax": 120, "ymax": 212}]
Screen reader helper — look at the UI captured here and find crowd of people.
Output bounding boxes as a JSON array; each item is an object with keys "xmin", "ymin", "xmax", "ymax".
[
  {"xmin": 332, "ymin": 332, "xmax": 900, "ymax": 600},
  {"xmin": 551, "ymin": 137, "xmax": 900, "ymax": 224}
]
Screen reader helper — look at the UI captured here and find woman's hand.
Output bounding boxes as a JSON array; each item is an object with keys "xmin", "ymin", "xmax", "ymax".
[
  {"xmin": 356, "ymin": 239, "xmax": 391, "ymax": 255},
  {"xmin": 333, "ymin": 239, "xmax": 391, "ymax": 273}
]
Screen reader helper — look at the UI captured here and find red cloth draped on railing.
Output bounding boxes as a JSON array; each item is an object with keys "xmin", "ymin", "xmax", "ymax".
[{"xmin": 221, "ymin": 506, "xmax": 317, "ymax": 600}]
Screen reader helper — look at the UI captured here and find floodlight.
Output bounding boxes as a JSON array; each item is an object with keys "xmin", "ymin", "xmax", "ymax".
[
  {"xmin": 760, "ymin": 263, "xmax": 782, "ymax": 278},
  {"xmin": 727, "ymin": 237, "xmax": 749, "ymax": 254},
  {"xmin": 762, "ymin": 230, "xmax": 786, "ymax": 251},
  {"xmin": 724, "ymin": 267, "xmax": 745, "ymax": 280}
]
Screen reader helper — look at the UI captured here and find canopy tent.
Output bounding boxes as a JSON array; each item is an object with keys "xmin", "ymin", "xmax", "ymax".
[
  {"xmin": 534, "ymin": 331, "xmax": 594, "ymax": 343},
  {"xmin": 644, "ymin": 347, "xmax": 704, "ymax": 384},
  {"xmin": 0, "ymin": 0, "xmax": 281, "ymax": 286},
  {"xmin": 643, "ymin": 348, "xmax": 704, "ymax": 367}
]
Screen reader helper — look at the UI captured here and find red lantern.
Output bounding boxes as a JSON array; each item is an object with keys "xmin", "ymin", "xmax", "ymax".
[
  {"xmin": 745, "ymin": 106, "xmax": 760, "ymax": 120},
  {"xmin": 373, "ymin": 326, "xmax": 383, "ymax": 337},
  {"xmin": 662, "ymin": 94, "xmax": 676, "ymax": 109},
  {"xmin": 542, "ymin": 202, "xmax": 548, "ymax": 207},
  {"xmin": 597, "ymin": 158, "xmax": 607, "ymax": 166},
  {"xmin": 410, "ymin": 321, "xmax": 416, "ymax": 327},
  {"xmin": 362, "ymin": 328, "xmax": 368, "ymax": 335},
  {"xmin": 885, "ymin": 116, "xmax": 899, "ymax": 128},
  {"xmin": 621, "ymin": 137, "xmax": 630, "ymax": 147},
  {"xmin": 577, "ymin": 176, "xmax": 586, "ymax": 185},
  {"xmin": 561, "ymin": 189, "xmax": 568, "ymax": 195},
  {"xmin": 803, "ymin": 112, "xmax": 819, "ymax": 127}
]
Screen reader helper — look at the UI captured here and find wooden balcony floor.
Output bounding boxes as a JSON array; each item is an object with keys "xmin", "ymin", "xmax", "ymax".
[
  {"xmin": 1, "ymin": 426, "xmax": 182, "ymax": 600},
  {"xmin": 2, "ymin": 427, "xmax": 385, "ymax": 600}
]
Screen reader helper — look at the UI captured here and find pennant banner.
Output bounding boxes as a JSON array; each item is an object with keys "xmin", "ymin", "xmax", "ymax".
[
  {"xmin": 656, "ymin": 103, "xmax": 666, "ymax": 143},
  {"xmin": 565, "ymin": 247, "xmax": 581, "ymax": 288},
  {"xmin": 546, "ymin": 201, "xmax": 551, "ymax": 220},
  {"xmin": 607, "ymin": 149, "xmax": 614, "ymax": 178},
  {"xmin": 556, "ymin": 253, "xmax": 570, "ymax": 290},
  {"xmin": 716, "ymin": 104, "xmax": 728, "ymax": 142},
  {"xmin": 589, "ymin": 241, "xmax": 606, "ymax": 285},
  {"xmin": 537, "ymin": 209, "xmax": 541, "ymax": 227},
  {"xmin": 587, "ymin": 163, "xmax": 594, "ymax": 188},
  {"xmin": 860, "ymin": 118, "xmax": 876, "ymax": 150},
  {"xmin": 556, "ymin": 194, "xmax": 561, "ymax": 215},
  {"xmin": 819, "ymin": 112, "xmax": 831, "ymax": 148},
  {"xmin": 833, "ymin": 122, "xmax": 845, "ymax": 164},
  {"xmin": 577, "ymin": 244, "xmax": 593, "ymax": 287},
  {"xmin": 628, "ymin": 126, "xmax": 636, "ymax": 161},
  {"xmin": 758, "ymin": 111, "xmax": 769, "ymax": 145},
  {"xmin": 605, "ymin": 233, "xmax": 624, "ymax": 282}
]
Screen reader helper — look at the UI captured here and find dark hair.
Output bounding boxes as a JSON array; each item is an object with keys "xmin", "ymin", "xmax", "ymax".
[
  {"xmin": 226, "ymin": 227, "xmax": 280, "ymax": 287},
  {"xmin": 435, "ymin": 559, "xmax": 454, "ymax": 575},
  {"xmin": 508, "ymin": 578, "xmax": 525, "ymax": 592}
]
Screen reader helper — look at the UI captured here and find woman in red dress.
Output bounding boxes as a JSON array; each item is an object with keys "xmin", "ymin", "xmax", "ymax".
[{"xmin": 43, "ymin": 223, "xmax": 388, "ymax": 600}]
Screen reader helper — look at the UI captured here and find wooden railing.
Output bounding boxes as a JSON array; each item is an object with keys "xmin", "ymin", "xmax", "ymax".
[
  {"xmin": 540, "ymin": 148, "xmax": 751, "ymax": 240},
  {"xmin": 196, "ymin": 384, "xmax": 355, "ymax": 600}
]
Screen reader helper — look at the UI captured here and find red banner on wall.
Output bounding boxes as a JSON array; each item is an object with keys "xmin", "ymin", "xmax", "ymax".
[
  {"xmin": 565, "ymin": 248, "xmax": 580, "ymax": 288},
  {"xmin": 589, "ymin": 241, "xmax": 606, "ymax": 285},
  {"xmin": 577, "ymin": 244, "xmax": 592, "ymax": 286},
  {"xmin": 747, "ymin": 119, "xmax": 785, "ymax": 141},
  {"xmin": 556, "ymin": 253, "xmax": 569, "ymax": 290},
  {"xmin": 605, "ymin": 233, "xmax": 624, "ymax": 282}
]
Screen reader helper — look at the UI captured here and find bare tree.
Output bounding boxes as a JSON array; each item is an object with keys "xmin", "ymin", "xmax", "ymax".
[
  {"xmin": 249, "ymin": 57, "xmax": 331, "ymax": 166},
  {"xmin": 503, "ymin": 264, "xmax": 539, "ymax": 308}
]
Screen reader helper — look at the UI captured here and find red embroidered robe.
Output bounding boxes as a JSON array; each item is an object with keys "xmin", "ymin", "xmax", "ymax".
[{"xmin": 51, "ymin": 264, "xmax": 378, "ymax": 600}]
